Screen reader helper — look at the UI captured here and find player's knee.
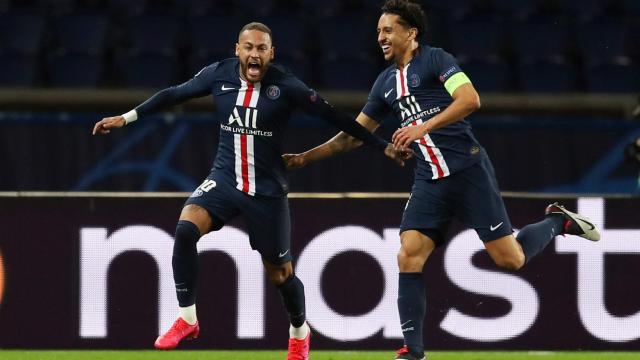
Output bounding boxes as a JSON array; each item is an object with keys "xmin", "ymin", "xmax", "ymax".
[
  {"xmin": 175, "ymin": 220, "xmax": 201, "ymax": 243},
  {"xmin": 494, "ymin": 253, "xmax": 525, "ymax": 271},
  {"xmin": 266, "ymin": 266, "xmax": 292, "ymax": 285},
  {"xmin": 397, "ymin": 248, "xmax": 425, "ymax": 272}
]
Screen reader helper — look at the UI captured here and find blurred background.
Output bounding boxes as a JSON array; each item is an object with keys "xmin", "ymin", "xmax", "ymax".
[{"xmin": 0, "ymin": 0, "xmax": 639, "ymax": 193}]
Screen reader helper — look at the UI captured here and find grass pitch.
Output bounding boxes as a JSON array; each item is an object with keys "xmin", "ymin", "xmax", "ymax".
[{"xmin": 0, "ymin": 351, "xmax": 639, "ymax": 360}]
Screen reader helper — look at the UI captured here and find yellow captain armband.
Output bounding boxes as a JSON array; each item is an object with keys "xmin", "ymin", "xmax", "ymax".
[{"xmin": 443, "ymin": 72, "xmax": 471, "ymax": 96}]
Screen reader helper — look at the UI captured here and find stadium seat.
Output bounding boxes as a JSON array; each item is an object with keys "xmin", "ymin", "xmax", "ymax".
[
  {"xmin": 41, "ymin": 0, "xmax": 77, "ymax": 15},
  {"xmin": 575, "ymin": 17, "xmax": 628, "ymax": 64},
  {"xmin": 230, "ymin": 0, "xmax": 275, "ymax": 17},
  {"xmin": 274, "ymin": 52, "xmax": 309, "ymax": 81},
  {"xmin": 319, "ymin": 55, "xmax": 376, "ymax": 90},
  {"xmin": 0, "ymin": 12, "xmax": 44, "ymax": 86},
  {"xmin": 554, "ymin": 0, "xmax": 598, "ymax": 18},
  {"xmin": 447, "ymin": 16, "xmax": 504, "ymax": 58},
  {"xmin": 188, "ymin": 15, "xmax": 247, "ymax": 56},
  {"xmin": 490, "ymin": 0, "xmax": 536, "ymax": 17},
  {"xmin": 0, "ymin": 12, "xmax": 44, "ymax": 55},
  {"xmin": 262, "ymin": 16, "xmax": 307, "ymax": 59},
  {"xmin": 126, "ymin": 14, "xmax": 181, "ymax": 56},
  {"xmin": 180, "ymin": 0, "xmax": 239, "ymax": 16},
  {"xmin": 104, "ymin": 0, "xmax": 147, "ymax": 17},
  {"xmin": 300, "ymin": 0, "xmax": 342, "ymax": 17},
  {"xmin": 460, "ymin": 57, "xmax": 512, "ymax": 92},
  {"xmin": 421, "ymin": 0, "xmax": 470, "ymax": 18},
  {"xmin": 187, "ymin": 15, "xmax": 247, "ymax": 74},
  {"xmin": 53, "ymin": 14, "xmax": 109, "ymax": 55},
  {"xmin": 583, "ymin": 60, "xmax": 639, "ymax": 93},
  {"xmin": 0, "ymin": 54, "xmax": 39, "ymax": 86},
  {"xmin": 510, "ymin": 16, "xmax": 569, "ymax": 61},
  {"xmin": 516, "ymin": 58, "xmax": 576, "ymax": 93},
  {"xmin": 623, "ymin": 0, "xmax": 640, "ymax": 14},
  {"xmin": 315, "ymin": 15, "xmax": 378, "ymax": 89},
  {"xmin": 118, "ymin": 53, "xmax": 178, "ymax": 88},
  {"xmin": 626, "ymin": 20, "xmax": 640, "ymax": 61},
  {"xmin": 46, "ymin": 52, "xmax": 103, "ymax": 87},
  {"xmin": 317, "ymin": 15, "xmax": 377, "ymax": 58}
]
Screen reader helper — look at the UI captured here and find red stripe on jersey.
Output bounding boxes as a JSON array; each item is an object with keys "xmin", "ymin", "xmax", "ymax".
[
  {"xmin": 243, "ymin": 83, "xmax": 254, "ymax": 107},
  {"xmin": 413, "ymin": 121, "xmax": 445, "ymax": 178},
  {"xmin": 240, "ymin": 134, "xmax": 249, "ymax": 192},
  {"xmin": 399, "ymin": 67, "xmax": 406, "ymax": 97}
]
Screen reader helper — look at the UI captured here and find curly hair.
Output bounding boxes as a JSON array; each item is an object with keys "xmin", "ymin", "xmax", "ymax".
[{"xmin": 381, "ymin": 0, "xmax": 427, "ymax": 39}]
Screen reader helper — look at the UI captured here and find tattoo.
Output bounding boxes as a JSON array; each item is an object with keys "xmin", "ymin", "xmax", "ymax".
[{"xmin": 328, "ymin": 132, "xmax": 363, "ymax": 155}]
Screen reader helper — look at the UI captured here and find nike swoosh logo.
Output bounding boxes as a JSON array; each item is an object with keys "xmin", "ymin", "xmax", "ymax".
[
  {"xmin": 577, "ymin": 218, "xmax": 596, "ymax": 231},
  {"xmin": 384, "ymin": 89, "xmax": 394, "ymax": 98},
  {"xmin": 490, "ymin": 222, "xmax": 504, "ymax": 231},
  {"xmin": 221, "ymin": 84, "xmax": 236, "ymax": 91},
  {"xmin": 400, "ymin": 320, "xmax": 411, "ymax": 327},
  {"xmin": 278, "ymin": 249, "xmax": 290, "ymax": 258}
]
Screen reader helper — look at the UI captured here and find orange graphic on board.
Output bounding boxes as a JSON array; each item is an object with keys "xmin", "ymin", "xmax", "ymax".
[{"xmin": 0, "ymin": 249, "xmax": 4, "ymax": 306}]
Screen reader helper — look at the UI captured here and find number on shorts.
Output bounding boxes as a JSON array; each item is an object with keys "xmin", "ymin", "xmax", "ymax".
[{"xmin": 199, "ymin": 179, "xmax": 217, "ymax": 192}]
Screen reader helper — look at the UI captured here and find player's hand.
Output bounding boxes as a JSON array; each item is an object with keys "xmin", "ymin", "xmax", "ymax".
[
  {"xmin": 392, "ymin": 124, "xmax": 428, "ymax": 150},
  {"xmin": 384, "ymin": 143, "xmax": 413, "ymax": 167},
  {"xmin": 92, "ymin": 116, "xmax": 126, "ymax": 135},
  {"xmin": 282, "ymin": 153, "xmax": 307, "ymax": 170}
]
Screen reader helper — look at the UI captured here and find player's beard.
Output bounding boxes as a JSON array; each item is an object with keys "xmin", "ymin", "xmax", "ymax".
[{"xmin": 242, "ymin": 60, "xmax": 268, "ymax": 82}]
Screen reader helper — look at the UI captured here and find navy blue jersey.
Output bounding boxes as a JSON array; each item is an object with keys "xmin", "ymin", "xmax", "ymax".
[
  {"xmin": 362, "ymin": 46, "xmax": 482, "ymax": 181},
  {"xmin": 135, "ymin": 58, "xmax": 386, "ymax": 197}
]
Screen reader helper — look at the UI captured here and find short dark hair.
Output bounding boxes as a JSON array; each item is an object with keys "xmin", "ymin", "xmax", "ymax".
[
  {"xmin": 238, "ymin": 22, "xmax": 273, "ymax": 44},
  {"xmin": 381, "ymin": 0, "xmax": 427, "ymax": 39}
]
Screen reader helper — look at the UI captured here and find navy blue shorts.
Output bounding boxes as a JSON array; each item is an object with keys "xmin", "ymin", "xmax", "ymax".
[
  {"xmin": 184, "ymin": 177, "xmax": 292, "ymax": 265},
  {"xmin": 400, "ymin": 154, "xmax": 513, "ymax": 245}
]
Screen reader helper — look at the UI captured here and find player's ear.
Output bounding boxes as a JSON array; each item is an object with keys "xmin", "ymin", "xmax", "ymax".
[
  {"xmin": 235, "ymin": 43, "xmax": 240, "ymax": 57},
  {"xmin": 270, "ymin": 46, "xmax": 275, "ymax": 61},
  {"xmin": 408, "ymin": 27, "xmax": 417, "ymax": 41}
]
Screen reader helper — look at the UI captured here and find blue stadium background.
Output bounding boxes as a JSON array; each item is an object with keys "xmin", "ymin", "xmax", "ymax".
[
  {"xmin": 0, "ymin": 0, "xmax": 639, "ymax": 193},
  {"xmin": 1, "ymin": 0, "xmax": 639, "ymax": 90}
]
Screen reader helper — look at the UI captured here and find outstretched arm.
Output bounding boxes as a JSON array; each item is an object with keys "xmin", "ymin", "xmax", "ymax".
[
  {"xmin": 93, "ymin": 64, "xmax": 217, "ymax": 135},
  {"xmin": 283, "ymin": 112, "xmax": 412, "ymax": 169}
]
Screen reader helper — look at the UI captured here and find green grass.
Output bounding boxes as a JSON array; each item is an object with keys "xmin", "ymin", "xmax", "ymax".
[{"xmin": 0, "ymin": 351, "xmax": 639, "ymax": 360}]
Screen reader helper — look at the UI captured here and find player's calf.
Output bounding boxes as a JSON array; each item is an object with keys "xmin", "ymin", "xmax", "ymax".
[{"xmin": 485, "ymin": 235, "xmax": 525, "ymax": 271}]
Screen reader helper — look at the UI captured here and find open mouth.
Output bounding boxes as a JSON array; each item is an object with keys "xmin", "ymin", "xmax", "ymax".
[
  {"xmin": 247, "ymin": 61, "xmax": 261, "ymax": 77},
  {"xmin": 381, "ymin": 44, "xmax": 391, "ymax": 53}
]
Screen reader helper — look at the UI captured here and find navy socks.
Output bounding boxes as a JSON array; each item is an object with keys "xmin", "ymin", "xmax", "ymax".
[
  {"xmin": 516, "ymin": 215, "xmax": 565, "ymax": 263},
  {"xmin": 277, "ymin": 274, "xmax": 306, "ymax": 328},
  {"xmin": 398, "ymin": 272, "xmax": 426, "ymax": 356},
  {"xmin": 172, "ymin": 220, "xmax": 201, "ymax": 307}
]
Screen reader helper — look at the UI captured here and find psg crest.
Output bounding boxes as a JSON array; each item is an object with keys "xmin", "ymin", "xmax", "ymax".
[
  {"xmin": 409, "ymin": 73, "xmax": 421, "ymax": 87},
  {"xmin": 266, "ymin": 85, "xmax": 281, "ymax": 99}
]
